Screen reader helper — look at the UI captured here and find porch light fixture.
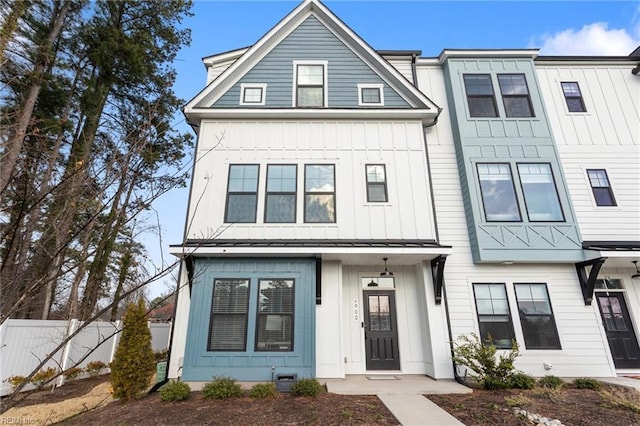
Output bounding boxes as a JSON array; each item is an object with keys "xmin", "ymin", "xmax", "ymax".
[
  {"xmin": 632, "ymin": 261, "xmax": 640, "ymax": 279},
  {"xmin": 380, "ymin": 257, "xmax": 394, "ymax": 277},
  {"xmin": 367, "ymin": 279, "xmax": 378, "ymax": 287}
]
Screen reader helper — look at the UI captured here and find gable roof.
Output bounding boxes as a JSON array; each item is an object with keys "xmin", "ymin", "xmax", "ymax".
[{"xmin": 184, "ymin": 0, "xmax": 440, "ymax": 124}]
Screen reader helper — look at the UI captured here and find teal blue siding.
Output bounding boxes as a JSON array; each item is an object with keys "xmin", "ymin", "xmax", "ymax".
[
  {"xmin": 442, "ymin": 57, "xmax": 583, "ymax": 263},
  {"xmin": 182, "ymin": 258, "xmax": 316, "ymax": 381},
  {"xmin": 214, "ymin": 15, "xmax": 410, "ymax": 108}
]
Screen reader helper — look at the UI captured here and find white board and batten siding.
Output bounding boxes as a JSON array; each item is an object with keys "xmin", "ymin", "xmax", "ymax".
[
  {"xmin": 187, "ymin": 120, "xmax": 438, "ymax": 242},
  {"xmin": 416, "ymin": 63, "xmax": 615, "ymax": 378},
  {"xmin": 536, "ymin": 63, "xmax": 640, "ymax": 242}
]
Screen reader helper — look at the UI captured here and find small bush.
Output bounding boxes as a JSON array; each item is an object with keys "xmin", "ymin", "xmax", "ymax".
[
  {"xmin": 505, "ymin": 394, "xmax": 532, "ymax": 407},
  {"xmin": 63, "ymin": 367, "xmax": 83, "ymax": 380},
  {"xmin": 202, "ymin": 376, "xmax": 243, "ymax": 400},
  {"xmin": 538, "ymin": 375, "xmax": 564, "ymax": 389},
  {"xmin": 573, "ymin": 377, "xmax": 601, "ymax": 390},
  {"xmin": 290, "ymin": 378, "xmax": 323, "ymax": 397},
  {"xmin": 85, "ymin": 360, "xmax": 108, "ymax": 377},
  {"xmin": 31, "ymin": 367, "xmax": 58, "ymax": 388},
  {"xmin": 452, "ymin": 333, "xmax": 519, "ymax": 390},
  {"xmin": 4, "ymin": 375, "xmax": 27, "ymax": 390},
  {"xmin": 509, "ymin": 372, "xmax": 536, "ymax": 389},
  {"xmin": 159, "ymin": 381, "xmax": 191, "ymax": 401},
  {"xmin": 249, "ymin": 382, "xmax": 277, "ymax": 398}
]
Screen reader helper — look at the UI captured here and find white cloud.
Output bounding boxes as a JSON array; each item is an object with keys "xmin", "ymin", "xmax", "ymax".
[{"xmin": 533, "ymin": 22, "xmax": 640, "ymax": 56}]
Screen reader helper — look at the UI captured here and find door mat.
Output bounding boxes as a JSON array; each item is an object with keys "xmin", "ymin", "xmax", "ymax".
[{"xmin": 366, "ymin": 375, "xmax": 400, "ymax": 380}]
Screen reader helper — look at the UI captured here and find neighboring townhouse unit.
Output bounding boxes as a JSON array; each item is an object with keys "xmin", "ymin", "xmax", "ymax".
[
  {"xmin": 169, "ymin": 0, "xmax": 640, "ymax": 385},
  {"xmin": 169, "ymin": 0, "xmax": 454, "ymax": 384}
]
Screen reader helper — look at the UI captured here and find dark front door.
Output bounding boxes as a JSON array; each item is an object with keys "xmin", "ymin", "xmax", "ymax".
[
  {"xmin": 596, "ymin": 292, "xmax": 640, "ymax": 369},
  {"xmin": 363, "ymin": 290, "xmax": 400, "ymax": 370}
]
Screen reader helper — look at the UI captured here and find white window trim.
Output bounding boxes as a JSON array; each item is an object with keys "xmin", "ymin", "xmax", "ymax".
[
  {"xmin": 240, "ymin": 83, "xmax": 267, "ymax": 106},
  {"xmin": 292, "ymin": 60, "xmax": 328, "ymax": 108},
  {"xmin": 357, "ymin": 84, "xmax": 384, "ymax": 106}
]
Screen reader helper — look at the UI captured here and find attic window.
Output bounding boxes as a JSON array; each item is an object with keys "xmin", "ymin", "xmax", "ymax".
[
  {"xmin": 294, "ymin": 61, "xmax": 327, "ymax": 107},
  {"xmin": 240, "ymin": 84, "xmax": 266, "ymax": 106},
  {"xmin": 358, "ymin": 84, "xmax": 384, "ymax": 106}
]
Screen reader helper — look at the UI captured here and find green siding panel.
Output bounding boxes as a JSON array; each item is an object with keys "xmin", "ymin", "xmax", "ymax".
[
  {"xmin": 442, "ymin": 57, "xmax": 584, "ymax": 263},
  {"xmin": 182, "ymin": 258, "xmax": 316, "ymax": 381},
  {"xmin": 214, "ymin": 15, "xmax": 409, "ymax": 108}
]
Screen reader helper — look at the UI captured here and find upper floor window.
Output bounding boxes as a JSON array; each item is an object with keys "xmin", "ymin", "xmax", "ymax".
[
  {"xmin": 498, "ymin": 74, "xmax": 534, "ymax": 117},
  {"xmin": 514, "ymin": 283, "xmax": 561, "ymax": 350},
  {"xmin": 265, "ymin": 165, "xmax": 297, "ymax": 223},
  {"xmin": 225, "ymin": 164, "xmax": 259, "ymax": 223},
  {"xmin": 365, "ymin": 164, "xmax": 388, "ymax": 202},
  {"xmin": 463, "ymin": 74, "xmax": 498, "ymax": 117},
  {"xmin": 561, "ymin": 82, "xmax": 586, "ymax": 112},
  {"xmin": 358, "ymin": 84, "xmax": 384, "ymax": 106},
  {"xmin": 256, "ymin": 279, "xmax": 295, "ymax": 351},
  {"xmin": 517, "ymin": 163, "xmax": 564, "ymax": 222},
  {"xmin": 240, "ymin": 83, "xmax": 266, "ymax": 106},
  {"xmin": 473, "ymin": 283, "xmax": 515, "ymax": 349},
  {"xmin": 294, "ymin": 62, "xmax": 327, "ymax": 107},
  {"xmin": 587, "ymin": 169, "xmax": 616, "ymax": 206},
  {"xmin": 208, "ymin": 279, "xmax": 250, "ymax": 351},
  {"xmin": 477, "ymin": 163, "xmax": 521, "ymax": 222},
  {"xmin": 304, "ymin": 164, "xmax": 335, "ymax": 223}
]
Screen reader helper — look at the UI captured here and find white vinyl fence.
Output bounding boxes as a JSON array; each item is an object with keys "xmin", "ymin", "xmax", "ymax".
[{"xmin": 0, "ymin": 319, "xmax": 171, "ymax": 396}]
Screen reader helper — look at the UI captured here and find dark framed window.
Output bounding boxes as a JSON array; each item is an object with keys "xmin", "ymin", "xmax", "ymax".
[
  {"xmin": 265, "ymin": 164, "xmax": 297, "ymax": 223},
  {"xmin": 514, "ymin": 283, "xmax": 561, "ymax": 349},
  {"xmin": 517, "ymin": 163, "xmax": 564, "ymax": 222},
  {"xmin": 296, "ymin": 63, "xmax": 325, "ymax": 107},
  {"xmin": 498, "ymin": 74, "xmax": 534, "ymax": 117},
  {"xmin": 256, "ymin": 279, "xmax": 294, "ymax": 351},
  {"xmin": 240, "ymin": 84, "xmax": 266, "ymax": 105},
  {"xmin": 224, "ymin": 164, "xmax": 259, "ymax": 223},
  {"xmin": 463, "ymin": 74, "xmax": 498, "ymax": 117},
  {"xmin": 477, "ymin": 163, "xmax": 521, "ymax": 222},
  {"xmin": 587, "ymin": 169, "xmax": 616, "ymax": 206},
  {"xmin": 473, "ymin": 283, "xmax": 515, "ymax": 349},
  {"xmin": 366, "ymin": 164, "xmax": 388, "ymax": 202},
  {"xmin": 304, "ymin": 164, "xmax": 335, "ymax": 223},
  {"xmin": 208, "ymin": 279, "xmax": 250, "ymax": 351},
  {"xmin": 561, "ymin": 82, "xmax": 586, "ymax": 112}
]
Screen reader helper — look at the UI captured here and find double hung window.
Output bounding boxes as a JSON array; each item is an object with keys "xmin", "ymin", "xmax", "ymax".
[
  {"xmin": 208, "ymin": 279, "xmax": 250, "ymax": 351},
  {"xmin": 256, "ymin": 279, "xmax": 294, "ymax": 351},
  {"xmin": 265, "ymin": 165, "xmax": 297, "ymax": 223},
  {"xmin": 463, "ymin": 74, "xmax": 498, "ymax": 117},
  {"xmin": 587, "ymin": 169, "xmax": 616, "ymax": 206},
  {"xmin": 304, "ymin": 164, "xmax": 335, "ymax": 223},
  {"xmin": 561, "ymin": 82, "xmax": 586, "ymax": 112},
  {"xmin": 473, "ymin": 283, "xmax": 515, "ymax": 349},
  {"xmin": 514, "ymin": 283, "xmax": 561, "ymax": 349},
  {"xmin": 497, "ymin": 74, "xmax": 534, "ymax": 117},
  {"xmin": 225, "ymin": 165, "xmax": 259, "ymax": 223},
  {"xmin": 517, "ymin": 164, "xmax": 564, "ymax": 221},
  {"xmin": 365, "ymin": 164, "xmax": 388, "ymax": 202},
  {"xmin": 295, "ymin": 63, "xmax": 326, "ymax": 107}
]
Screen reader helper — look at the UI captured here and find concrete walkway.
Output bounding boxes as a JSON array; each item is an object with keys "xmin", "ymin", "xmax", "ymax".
[{"xmin": 325, "ymin": 375, "xmax": 470, "ymax": 425}]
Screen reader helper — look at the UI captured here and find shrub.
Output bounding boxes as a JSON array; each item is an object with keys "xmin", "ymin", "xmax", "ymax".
[
  {"xmin": 538, "ymin": 375, "xmax": 564, "ymax": 389},
  {"xmin": 249, "ymin": 382, "xmax": 277, "ymax": 398},
  {"xmin": 290, "ymin": 378, "xmax": 323, "ymax": 397},
  {"xmin": 85, "ymin": 360, "xmax": 108, "ymax": 377},
  {"xmin": 202, "ymin": 376, "xmax": 243, "ymax": 400},
  {"xmin": 452, "ymin": 333, "xmax": 519, "ymax": 390},
  {"xmin": 4, "ymin": 375, "xmax": 27, "ymax": 390},
  {"xmin": 509, "ymin": 372, "xmax": 536, "ymax": 389},
  {"xmin": 505, "ymin": 394, "xmax": 532, "ymax": 407},
  {"xmin": 573, "ymin": 377, "xmax": 602, "ymax": 390},
  {"xmin": 31, "ymin": 367, "xmax": 58, "ymax": 388},
  {"xmin": 110, "ymin": 299, "xmax": 156, "ymax": 400},
  {"xmin": 154, "ymin": 349, "xmax": 169, "ymax": 363},
  {"xmin": 159, "ymin": 381, "xmax": 191, "ymax": 401},
  {"xmin": 63, "ymin": 367, "xmax": 83, "ymax": 381}
]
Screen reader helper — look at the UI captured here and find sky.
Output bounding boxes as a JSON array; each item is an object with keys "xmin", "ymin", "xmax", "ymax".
[{"xmin": 143, "ymin": 0, "xmax": 640, "ymax": 298}]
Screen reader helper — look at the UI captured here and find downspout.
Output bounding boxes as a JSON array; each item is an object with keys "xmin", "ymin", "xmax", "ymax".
[{"xmin": 413, "ymin": 53, "xmax": 465, "ymax": 385}]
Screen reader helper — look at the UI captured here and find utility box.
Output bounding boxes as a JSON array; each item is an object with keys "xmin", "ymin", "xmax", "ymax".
[
  {"xmin": 156, "ymin": 361, "xmax": 167, "ymax": 383},
  {"xmin": 275, "ymin": 373, "xmax": 297, "ymax": 393}
]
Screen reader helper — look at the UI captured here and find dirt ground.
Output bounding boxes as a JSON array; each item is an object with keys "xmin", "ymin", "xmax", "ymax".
[{"xmin": 2, "ymin": 375, "xmax": 640, "ymax": 425}]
